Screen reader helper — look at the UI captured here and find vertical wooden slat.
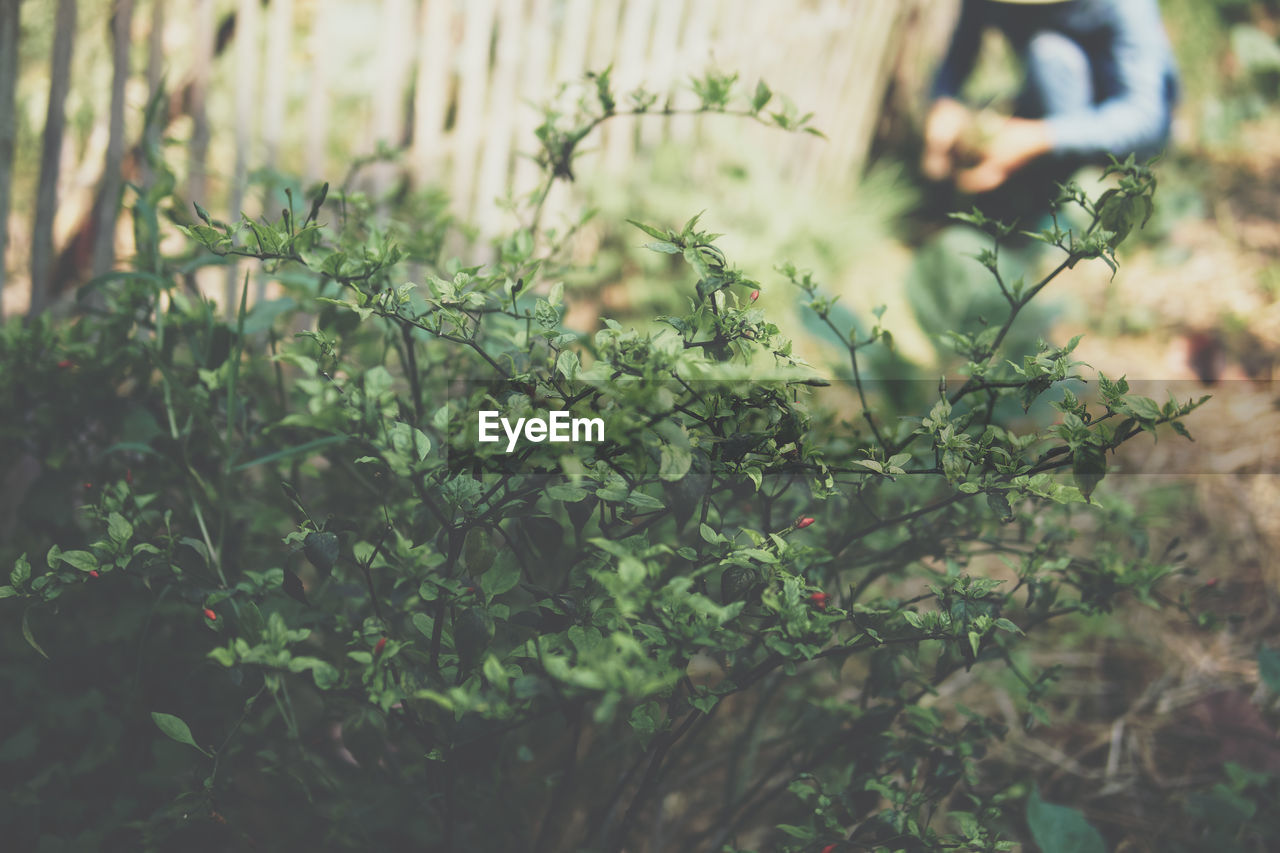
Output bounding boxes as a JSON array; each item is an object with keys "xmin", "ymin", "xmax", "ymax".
[
  {"xmin": 581, "ymin": 0, "xmax": 619, "ymax": 173},
  {"xmin": 412, "ymin": 0, "xmax": 457, "ymax": 186},
  {"xmin": 147, "ymin": 0, "xmax": 164, "ymax": 97},
  {"xmin": 603, "ymin": 0, "xmax": 654, "ymax": 171},
  {"xmin": 819, "ymin": 0, "xmax": 901, "ymax": 186},
  {"xmin": 449, "ymin": 0, "xmax": 497, "ymax": 222},
  {"xmin": 640, "ymin": 0, "xmax": 685, "ymax": 147},
  {"xmin": 511, "ymin": 0, "xmax": 551, "ymax": 201},
  {"xmin": 140, "ymin": 0, "xmax": 164, "ymax": 192},
  {"xmin": 304, "ymin": 0, "xmax": 331, "ymax": 183},
  {"xmin": 0, "ymin": 0, "xmax": 20, "ymax": 316},
  {"xmin": 30, "ymin": 0, "xmax": 76, "ymax": 315},
  {"xmin": 92, "ymin": 0, "xmax": 136, "ymax": 278},
  {"xmin": 228, "ymin": 0, "xmax": 260, "ymax": 305},
  {"xmin": 370, "ymin": 0, "xmax": 414, "ymax": 201},
  {"xmin": 261, "ymin": 0, "xmax": 294, "ymax": 171},
  {"xmin": 473, "ymin": 0, "xmax": 524, "ymax": 236},
  {"xmin": 188, "ymin": 0, "xmax": 213, "ymax": 209},
  {"xmin": 669, "ymin": 0, "xmax": 716, "ymax": 140},
  {"xmin": 554, "ymin": 0, "xmax": 592, "ymax": 83}
]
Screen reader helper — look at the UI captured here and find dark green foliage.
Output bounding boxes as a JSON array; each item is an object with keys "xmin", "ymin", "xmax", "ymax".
[{"xmin": 0, "ymin": 72, "xmax": 1216, "ymax": 852}]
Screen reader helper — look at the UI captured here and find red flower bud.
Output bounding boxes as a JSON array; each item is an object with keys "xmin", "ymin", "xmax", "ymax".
[
  {"xmin": 796, "ymin": 517, "xmax": 815, "ymax": 529},
  {"xmin": 750, "ymin": 289, "xmax": 760, "ymax": 302},
  {"xmin": 203, "ymin": 608, "xmax": 217, "ymax": 621},
  {"xmin": 809, "ymin": 591, "xmax": 831, "ymax": 610},
  {"xmin": 374, "ymin": 636, "xmax": 387, "ymax": 657},
  {"xmin": 1204, "ymin": 577, "xmax": 1218, "ymax": 588},
  {"xmin": 89, "ymin": 570, "xmax": 100, "ymax": 578},
  {"xmin": 83, "ymin": 482, "xmax": 93, "ymax": 490},
  {"xmin": 57, "ymin": 359, "xmax": 74, "ymax": 369}
]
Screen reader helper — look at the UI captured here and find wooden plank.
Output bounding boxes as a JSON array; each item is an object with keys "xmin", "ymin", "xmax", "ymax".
[
  {"xmin": 412, "ymin": 0, "xmax": 457, "ymax": 185},
  {"xmin": 228, "ymin": 0, "xmax": 259, "ymax": 305},
  {"xmin": 370, "ymin": 0, "xmax": 415, "ymax": 201},
  {"xmin": 30, "ymin": 0, "xmax": 76, "ymax": 315},
  {"xmin": 669, "ymin": 0, "xmax": 717, "ymax": 140},
  {"xmin": 603, "ymin": 0, "xmax": 655, "ymax": 171},
  {"xmin": 261, "ymin": 0, "xmax": 294, "ymax": 170},
  {"xmin": 640, "ymin": 0, "xmax": 685, "ymax": 147},
  {"xmin": 91, "ymin": 0, "xmax": 135, "ymax": 278},
  {"xmin": 450, "ymin": 0, "xmax": 497, "ymax": 221},
  {"xmin": 554, "ymin": 0, "xmax": 593, "ymax": 83},
  {"xmin": 473, "ymin": 0, "xmax": 526, "ymax": 236},
  {"xmin": 304, "ymin": 0, "xmax": 332, "ymax": 183},
  {"xmin": 511, "ymin": 0, "xmax": 551, "ymax": 201},
  {"xmin": 0, "ymin": 0, "xmax": 20, "ymax": 315}
]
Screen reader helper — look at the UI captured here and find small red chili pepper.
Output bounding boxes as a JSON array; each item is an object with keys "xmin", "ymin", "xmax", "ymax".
[
  {"xmin": 83, "ymin": 482, "xmax": 93, "ymax": 490},
  {"xmin": 750, "ymin": 289, "xmax": 760, "ymax": 302},
  {"xmin": 89, "ymin": 570, "xmax": 100, "ymax": 578},
  {"xmin": 125, "ymin": 468, "xmax": 133, "ymax": 484},
  {"xmin": 203, "ymin": 608, "xmax": 217, "ymax": 621},
  {"xmin": 809, "ymin": 592, "xmax": 830, "ymax": 610},
  {"xmin": 796, "ymin": 517, "xmax": 815, "ymax": 529},
  {"xmin": 57, "ymin": 359, "xmax": 74, "ymax": 369},
  {"xmin": 1204, "ymin": 577, "xmax": 1218, "ymax": 588},
  {"xmin": 374, "ymin": 636, "xmax": 387, "ymax": 657},
  {"xmin": 820, "ymin": 845, "xmax": 836, "ymax": 853}
]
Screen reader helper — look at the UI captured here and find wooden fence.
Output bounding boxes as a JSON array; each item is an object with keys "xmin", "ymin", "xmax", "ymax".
[{"xmin": 0, "ymin": 0, "xmax": 954, "ymax": 316}]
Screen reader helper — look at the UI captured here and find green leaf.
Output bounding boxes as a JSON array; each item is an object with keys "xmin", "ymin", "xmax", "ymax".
[
  {"xmin": 627, "ymin": 218, "xmax": 669, "ymax": 241},
  {"xmin": 547, "ymin": 483, "xmax": 588, "ymax": 502},
  {"xmin": 231, "ymin": 434, "xmax": 348, "ymax": 471},
  {"xmin": 751, "ymin": 79, "xmax": 772, "ymax": 112},
  {"xmin": 535, "ymin": 298, "xmax": 560, "ymax": 329},
  {"xmin": 1026, "ymin": 788, "xmax": 1106, "ymax": 853},
  {"xmin": 304, "ymin": 531, "xmax": 340, "ymax": 573},
  {"xmin": 659, "ymin": 444, "xmax": 692, "ymax": 481},
  {"xmin": 482, "ymin": 557, "xmax": 522, "ymax": 598},
  {"xmin": 0, "ymin": 585, "xmax": 16, "ymax": 599},
  {"xmin": 57, "ymin": 550, "xmax": 99, "ymax": 573},
  {"xmin": 776, "ymin": 824, "xmax": 815, "ymax": 840},
  {"xmin": 414, "ymin": 428, "xmax": 432, "ymax": 461},
  {"xmin": 556, "ymin": 349, "xmax": 580, "ymax": 380},
  {"xmin": 1259, "ymin": 647, "xmax": 1280, "ymax": 694},
  {"xmin": 11, "ymin": 553, "xmax": 31, "ymax": 588},
  {"xmin": 1072, "ymin": 443, "xmax": 1107, "ymax": 501},
  {"xmin": 150, "ymin": 712, "xmax": 213, "ymax": 757},
  {"xmin": 22, "ymin": 610, "xmax": 49, "ymax": 659},
  {"xmin": 1120, "ymin": 395, "xmax": 1162, "ymax": 421},
  {"xmin": 107, "ymin": 512, "xmax": 134, "ymax": 544},
  {"xmin": 995, "ymin": 617, "xmax": 1024, "ymax": 636}
]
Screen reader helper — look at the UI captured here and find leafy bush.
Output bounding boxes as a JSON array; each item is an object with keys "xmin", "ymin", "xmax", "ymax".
[{"xmin": 0, "ymin": 71, "xmax": 1207, "ymax": 852}]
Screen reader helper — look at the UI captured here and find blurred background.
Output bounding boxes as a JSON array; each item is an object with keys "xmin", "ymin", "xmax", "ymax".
[{"xmin": 3, "ymin": 0, "xmax": 1280, "ymax": 847}]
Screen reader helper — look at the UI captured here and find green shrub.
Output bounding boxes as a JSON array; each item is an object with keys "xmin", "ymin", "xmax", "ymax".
[{"xmin": 0, "ymin": 71, "xmax": 1206, "ymax": 852}]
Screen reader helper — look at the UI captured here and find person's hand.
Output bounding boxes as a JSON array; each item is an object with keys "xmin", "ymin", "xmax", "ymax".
[
  {"xmin": 955, "ymin": 117, "xmax": 1053, "ymax": 194},
  {"xmin": 921, "ymin": 98, "xmax": 971, "ymax": 181}
]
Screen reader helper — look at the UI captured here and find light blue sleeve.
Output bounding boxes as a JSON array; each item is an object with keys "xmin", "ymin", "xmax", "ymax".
[{"xmin": 1045, "ymin": 0, "xmax": 1175, "ymax": 156}]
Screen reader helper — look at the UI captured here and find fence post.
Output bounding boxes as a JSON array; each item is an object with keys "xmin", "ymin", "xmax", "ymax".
[
  {"xmin": 0, "ymin": 0, "xmax": 20, "ymax": 317},
  {"xmin": 92, "ymin": 0, "xmax": 136, "ymax": 279},
  {"xmin": 30, "ymin": 0, "xmax": 77, "ymax": 316}
]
